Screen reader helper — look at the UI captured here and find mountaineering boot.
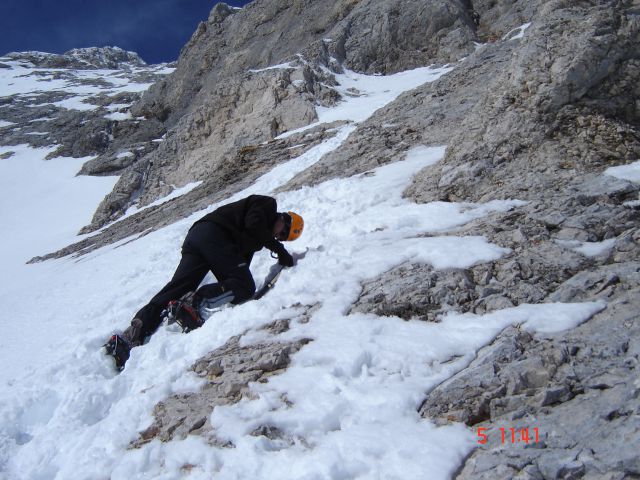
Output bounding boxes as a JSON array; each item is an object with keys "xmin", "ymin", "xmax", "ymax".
[
  {"xmin": 165, "ymin": 291, "xmax": 204, "ymax": 333},
  {"xmin": 104, "ymin": 318, "xmax": 144, "ymax": 370},
  {"xmin": 122, "ymin": 318, "xmax": 144, "ymax": 347},
  {"xmin": 103, "ymin": 334, "xmax": 132, "ymax": 371}
]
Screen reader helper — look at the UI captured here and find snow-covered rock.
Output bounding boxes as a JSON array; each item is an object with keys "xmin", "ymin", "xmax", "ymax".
[{"xmin": 3, "ymin": 46, "xmax": 147, "ymax": 69}]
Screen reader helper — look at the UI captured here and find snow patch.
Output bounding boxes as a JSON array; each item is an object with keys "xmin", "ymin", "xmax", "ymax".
[
  {"xmin": 315, "ymin": 65, "xmax": 454, "ymax": 125},
  {"xmin": 503, "ymin": 22, "xmax": 532, "ymax": 41},
  {"xmin": 605, "ymin": 160, "xmax": 640, "ymax": 183},
  {"xmin": 248, "ymin": 62, "xmax": 296, "ymax": 73},
  {"xmin": 118, "ymin": 181, "xmax": 204, "ymax": 221},
  {"xmin": 556, "ymin": 238, "xmax": 617, "ymax": 257},
  {"xmin": 51, "ymin": 96, "xmax": 98, "ymax": 111},
  {"xmin": 104, "ymin": 111, "xmax": 132, "ymax": 121}
]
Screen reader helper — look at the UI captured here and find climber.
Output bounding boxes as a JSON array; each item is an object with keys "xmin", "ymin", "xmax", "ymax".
[{"xmin": 104, "ymin": 194, "xmax": 304, "ymax": 369}]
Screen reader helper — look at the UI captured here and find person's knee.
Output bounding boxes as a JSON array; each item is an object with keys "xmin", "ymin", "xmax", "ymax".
[
  {"xmin": 195, "ymin": 283, "xmax": 235, "ymax": 311},
  {"xmin": 195, "ymin": 283, "xmax": 225, "ymax": 301}
]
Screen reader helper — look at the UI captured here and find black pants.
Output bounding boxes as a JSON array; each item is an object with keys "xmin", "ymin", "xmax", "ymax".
[{"xmin": 134, "ymin": 221, "xmax": 256, "ymax": 337}]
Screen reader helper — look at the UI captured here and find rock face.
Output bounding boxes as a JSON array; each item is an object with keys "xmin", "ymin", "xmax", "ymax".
[
  {"xmin": 6, "ymin": 0, "xmax": 640, "ymax": 477},
  {"xmin": 135, "ymin": 0, "xmax": 477, "ymax": 127},
  {"xmin": 70, "ymin": 0, "xmax": 482, "ymax": 232},
  {"xmin": 420, "ymin": 275, "xmax": 640, "ymax": 479}
]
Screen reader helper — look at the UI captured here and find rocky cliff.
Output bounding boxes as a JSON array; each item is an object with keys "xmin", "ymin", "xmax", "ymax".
[
  {"xmin": 30, "ymin": 0, "xmax": 482, "ymax": 236},
  {"xmin": 8, "ymin": 0, "xmax": 640, "ymax": 478}
]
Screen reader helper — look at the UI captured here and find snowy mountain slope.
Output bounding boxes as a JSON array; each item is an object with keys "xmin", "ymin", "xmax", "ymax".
[
  {"xmin": 2, "ymin": 47, "xmax": 147, "ymax": 70},
  {"xmin": 0, "ymin": 49, "xmax": 614, "ymax": 479},
  {"xmin": 0, "ymin": 49, "xmax": 175, "ymax": 387},
  {"xmin": 1, "ymin": 1, "xmax": 640, "ymax": 479}
]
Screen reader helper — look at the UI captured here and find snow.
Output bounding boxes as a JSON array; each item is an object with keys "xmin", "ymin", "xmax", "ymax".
[
  {"xmin": 151, "ymin": 65, "xmax": 177, "ymax": 75},
  {"xmin": 0, "ymin": 144, "xmax": 118, "ymax": 274},
  {"xmin": 104, "ymin": 111, "xmax": 133, "ymax": 121},
  {"xmin": 605, "ymin": 161, "xmax": 640, "ymax": 208},
  {"xmin": 0, "ymin": 62, "xmax": 157, "ymax": 111},
  {"xmin": 0, "ymin": 58, "xmax": 606, "ymax": 480},
  {"xmin": 503, "ymin": 22, "xmax": 532, "ymax": 41},
  {"xmin": 605, "ymin": 160, "xmax": 640, "ymax": 183},
  {"xmin": 556, "ymin": 238, "xmax": 617, "ymax": 257},
  {"xmin": 317, "ymin": 65, "xmax": 453, "ymax": 125},
  {"xmin": 249, "ymin": 62, "xmax": 296, "ymax": 73},
  {"xmin": 50, "ymin": 96, "xmax": 98, "ymax": 111}
]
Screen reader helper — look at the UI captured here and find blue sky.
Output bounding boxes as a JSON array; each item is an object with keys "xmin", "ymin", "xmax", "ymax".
[{"xmin": 0, "ymin": 0, "xmax": 252, "ymax": 64}]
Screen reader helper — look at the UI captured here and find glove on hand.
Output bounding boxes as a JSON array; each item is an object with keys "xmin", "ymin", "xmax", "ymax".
[{"xmin": 278, "ymin": 250, "xmax": 294, "ymax": 267}]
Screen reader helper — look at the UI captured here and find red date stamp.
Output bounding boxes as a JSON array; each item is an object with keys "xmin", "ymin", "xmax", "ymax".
[{"xmin": 476, "ymin": 426, "xmax": 541, "ymax": 445}]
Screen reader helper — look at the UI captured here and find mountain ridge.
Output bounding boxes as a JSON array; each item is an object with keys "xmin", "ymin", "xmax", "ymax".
[{"xmin": 2, "ymin": 46, "xmax": 148, "ymax": 70}]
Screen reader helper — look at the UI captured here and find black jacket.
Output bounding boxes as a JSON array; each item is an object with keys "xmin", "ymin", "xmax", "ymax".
[{"xmin": 195, "ymin": 195, "xmax": 286, "ymax": 260}]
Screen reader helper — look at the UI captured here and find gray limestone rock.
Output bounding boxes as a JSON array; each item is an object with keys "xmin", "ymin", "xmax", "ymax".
[
  {"xmin": 283, "ymin": 2, "xmax": 640, "ymax": 201},
  {"xmin": 132, "ymin": 327, "xmax": 311, "ymax": 447},
  {"xmin": 421, "ymin": 286, "xmax": 640, "ymax": 479},
  {"xmin": 83, "ymin": 0, "xmax": 483, "ymax": 231},
  {"xmin": 304, "ymin": 0, "xmax": 478, "ymax": 74},
  {"xmin": 134, "ymin": 0, "xmax": 479, "ymax": 126}
]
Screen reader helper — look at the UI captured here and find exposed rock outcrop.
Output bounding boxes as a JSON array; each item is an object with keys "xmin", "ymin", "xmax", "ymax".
[
  {"xmin": 342, "ymin": 1, "xmax": 640, "ymax": 477},
  {"xmin": 133, "ymin": 321, "xmax": 311, "ymax": 447},
  {"xmin": 420, "ymin": 283, "xmax": 640, "ymax": 479}
]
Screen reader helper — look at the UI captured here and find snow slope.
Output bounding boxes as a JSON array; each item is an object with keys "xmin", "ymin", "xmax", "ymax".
[{"xmin": 0, "ymin": 62, "xmax": 607, "ymax": 480}]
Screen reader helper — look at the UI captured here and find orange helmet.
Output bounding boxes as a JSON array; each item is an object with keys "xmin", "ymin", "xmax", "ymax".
[{"xmin": 283, "ymin": 211, "xmax": 304, "ymax": 241}]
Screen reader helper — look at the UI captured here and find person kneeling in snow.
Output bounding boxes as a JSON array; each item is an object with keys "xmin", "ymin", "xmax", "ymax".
[{"xmin": 105, "ymin": 194, "xmax": 304, "ymax": 369}]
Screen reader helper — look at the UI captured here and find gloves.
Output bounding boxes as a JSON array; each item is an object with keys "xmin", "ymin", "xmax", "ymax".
[{"xmin": 278, "ymin": 250, "xmax": 294, "ymax": 267}]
